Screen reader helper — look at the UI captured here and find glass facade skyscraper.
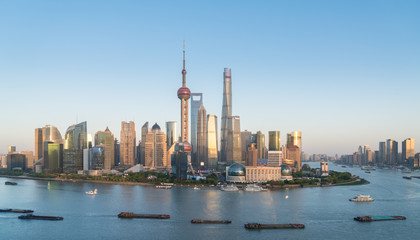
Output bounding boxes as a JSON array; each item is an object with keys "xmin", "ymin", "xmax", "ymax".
[
  {"xmin": 166, "ymin": 121, "xmax": 177, "ymax": 151},
  {"xmin": 196, "ymin": 103, "xmax": 207, "ymax": 168},
  {"xmin": 190, "ymin": 93, "xmax": 203, "ymax": 158},
  {"xmin": 207, "ymin": 114, "xmax": 218, "ymax": 169},
  {"xmin": 94, "ymin": 127, "xmax": 115, "ymax": 170},
  {"xmin": 43, "ymin": 142, "xmax": 63, "ymax": 173},
  {"xmin": 140, "ymin": 122, "xmax": 149, "ymax": 166},
  {"xmin": 386, "ymin": 139, "xmax": 398, "ymax": 165},
  {"xmin": 63, "ymin": 121, "xmax": 87, "ymax": 173},
  {"xmin": 269, "ymin": 131, "xmax": 281, "ymax": 151},
  {"xmin": 120, "ymin": 121, "xmax": 136, "ymax": 166},
  {"xmin": 226, "ymin": 116, "xmax": 242, "ymax": 165},
  {"xmin": 402, "ymin": 138, "xmax": 415, "ymax": 164},
  {"xmin": 220, "ymin": 68, "xmax": 232, "ymax": 163},
  {"xmin": 256, "ymin": 131, "xmax": 265, "ymax": 159}
]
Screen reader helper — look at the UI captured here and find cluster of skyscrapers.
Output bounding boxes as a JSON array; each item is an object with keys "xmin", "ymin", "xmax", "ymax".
[
  {"xmin": 3, "ymin": 45, "xmax": 304, "ymax": 180},
  {"xmin": 340, "ymin": 138, "xmax": 418, "ymax": 167}
]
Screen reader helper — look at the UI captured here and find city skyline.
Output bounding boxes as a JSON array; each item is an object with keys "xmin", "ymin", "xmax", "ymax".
[{"xmin": 1, "ymin": 1, "xmax": 420, "ymax": 155}]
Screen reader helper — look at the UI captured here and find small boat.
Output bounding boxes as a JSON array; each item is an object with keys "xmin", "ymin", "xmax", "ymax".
[
  {"xmin": 86, "ymin": 189, "xmax": 98, "ymax": 195},
  {"xmin": 5, "ymin": 181, "xmax": 17, "ymax": 185},
  {"xmin": 18, "ymin": 214, "xmax": 63, "ymax": 221},
  {"xmin": 191, "ymin": 219, "xmax": 232, "ymax": 224},
  {"xmin": 365, "ymin": 171, "xmax": 371, "ymax": 173},
  {"xmin": 341, "ymin": 166, "xmax": 347, "ymax": 168},
  {"xmin": 118, "ymin": 212, "xmax": 170, "ymax": 219},
  {"xmin": 349, "ymin": 194, "xmax": 374, "ymax": 202},
  {"xmin": 245, "ymin": 223, "xmax": 305, "ymax": 229},
  {"xmin": 193, "ymin": 187, "xmax": 200, "ymax": 190},
  {"xmin": 155, "ymin": 185, "xmax": 172, "ymax": 189},
  {"xmin": 403, "ymin": 176, "xmax": 412, "ymax": 180},
  {"xmin": 354, "ymin": 216, "xmax": 406, "ymax": 222},
  {"xmin": 220, "ymin": 185, "xmax": 239, "ymax": 192},
  {"xmin": 0, "ymin": 209, "xmax": 34, "ymax": 213},
  {"xmin": 402, "ymin": 169, "xmax": 412, "ymax": 173}
]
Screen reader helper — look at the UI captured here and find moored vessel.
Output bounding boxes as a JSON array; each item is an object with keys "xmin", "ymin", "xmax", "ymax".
[
  {"xmin": 191, "ymin": 219, "xmax": 232, "ymax": 224},
  {"xmin": 18, "ymin": 214, "xmax": 63, "ymax": 221},
  {"xmin": 245, "ymin": 184, "xmax": 266, "ymax": 192},
  {"xmin": 0, "ymin": 209, "xmax": 33, "ymax": 213},
  {"xmin": 354, "ymin": 216, "xmax": 406, "ymax": 222},
  {"xmin": 244, "ymin": 223, "xmax": 305, "ymax": 229},
  {"xmin": 403, "ymin": 176, "xmax": 412, "ymax": 180},
  {"xmin": 220, "ymin": 185, "xmax": 239, "ymax": 192},
  {"xmin": 118, "ymin": 212, "xmax": 170, "ymax": 219},
  {"xmin": 349, "ymin": 194, "xmax": 374, "ymax": 202},
  {"xmin": 156, "ymin": 185, "xmax": 172, "ymax": 189},
  {"xmin": 5, "ymin": 181, "xmax": 17, "ymax": 185}
]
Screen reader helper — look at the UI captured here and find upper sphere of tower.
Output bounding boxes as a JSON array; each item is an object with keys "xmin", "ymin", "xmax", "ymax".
[{"xmin": 177, "ymin": 87, "xmax": 191, "ymax": 100}]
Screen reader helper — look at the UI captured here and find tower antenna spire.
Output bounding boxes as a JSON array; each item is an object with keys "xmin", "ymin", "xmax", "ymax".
[{"xmin": 182, "ymin": 40, "xmax": 186, "ymax": 87}]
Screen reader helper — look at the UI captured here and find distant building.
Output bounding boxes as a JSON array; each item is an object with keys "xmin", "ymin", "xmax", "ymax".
[
  {"xmin": 378, "ymin": 142, "xmax": 386, "ymax": 165},
  {"xmin": 220, "ymin": 68, "xmax": 232, "ymax": 163},
  {"xmin": 225, "ymin": 163, "xmax": 282, "ymax": 183},
  {"xmin": 206, "ymin": 114, "xmax": 218, "ymax": 169},
  {"xmin": 245, "ymin": 143, "xmax": 258, "ymax": 166},
  {"xmin": 196, "ymin": 103, "xmax": 207, "ymax": 169},
  {"xmin": 145, "ymin": 123, "xmax": 167, "ymax": 169},
  {"xmin": 321, "ymin": 162, "xmax": 329, "ymax": 176},
  {"xmin": 94, "ymin": 127, "xmax": 115, "ymax": 170},
  {"xmin": 402, "ymin": 138, "xmax": 415, "ymax": 165},
  {"xmin": 43, "ymin": 142, "xmax": 63, "ymax": 173},
  {"xmin": 8, "ymin": 146, "xmax": 16, "ymax": 153},
  {"xmin": 120, "ymin": 121, "xmax": 136, "ymax": 167},
  {"xmin": 140, "ymin": 122, "xmax": 149, "ymax": 166},
  {"xmin": 0, "ymin": 155, "xmax": 7, "ymax": 168},
  {"xmin": 268, "ymin": 131, "xmax": 281, "ymax": 151},
  {"xmin": 166, "ymin": 121, "xmax": 177, "ymax": 151},
  {"xmin": 7, "ymin": 153, "xmax": 26, "ymax": 170},
  {"xmin": 63, "ymin": 121, "xmax": 87, "ymax": 173},
  {"xmin": 226, "ymin": 116, "xmax": 242, "ymax": 165},
  {"xmin": 256, "ymin": 131, "xmax": 265, "ymax": 159},
  {"xmin": 287, "ymin": 145, "xmax": 301, "ymax": 171},
  {"xmin": 386, "ymin": 139, "xmax": 398, "ymax": 165},
  {"xmin": 191, "ymin": 93, "xmax": 203, "ymax": 164},
  {"xmin": 241, "ymin": 131, "xmax": 252, "ymax": 163},
  {"xmin": 114, "ymin": 138, "xmax": 120, "ymax": 166},
  {"xmin": 171, "ymin": 142, "xmax": 191, "ymax": 179},
  {"xmin": 267, "ymin": 151, "xmax": 282, "ymax": 167}
]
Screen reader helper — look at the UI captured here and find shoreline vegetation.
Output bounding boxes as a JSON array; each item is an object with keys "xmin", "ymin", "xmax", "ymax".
[{"xmin": 0, "ymin": 168, "xmax": 368, "ymax": 189}]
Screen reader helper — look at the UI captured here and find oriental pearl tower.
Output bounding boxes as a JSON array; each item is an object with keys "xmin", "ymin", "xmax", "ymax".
[{"xmin": 177, "ymin": 41, "xmax": 191, "ymax": 143}]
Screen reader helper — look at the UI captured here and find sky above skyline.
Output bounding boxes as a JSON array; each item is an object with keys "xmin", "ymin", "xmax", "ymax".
[{"xmin": 1, "ymin": 0, "xmax": 419, "ymax": 155}]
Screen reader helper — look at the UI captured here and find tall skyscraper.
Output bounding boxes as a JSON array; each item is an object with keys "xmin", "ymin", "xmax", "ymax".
[
  {"xmin": 256, "ymin": 131, "xmax": 265, "ymax": 159},
  {"xmin": 287, "ymin": 131, "xmax": 302, "ymax": 170},
  {"xmin": 206, "ymin": 114, "xmax": 218, "ymax": 169},
  {"xmin": 35, "ymin": 128, "xmax": 43, "ymax": 161},
  {"xmin": 220, "ymin": 68, "xmax": 232, "ymax": 163},
  {"xmin": 246, "ymin": 143, "xmax": 258, "ymax": 166},
  {"xmin": 226, "ymin": 116, "xmax": 242, "ymax": 165},
  {"xmin": 63, "ymin": 121, "xmax": 87, "ymax": 173},
  {"xmin": 120, "ymin": 121, "xmax": 136, "ymax": 166},
  {"xmin": 36, "ymin": 125, "xmax": 64, "ymax": 162},
  {"xmin": 145, "ymin": 123, "xmax": 167, "ymax": 169},
  {"xmin": 94, "ymin": 127, "xmax": 115, "ymax": 170},
  {"xmin": 191, "ymin": 93, "xmax": 203, "ymax": 158},
  {"xmin": 177, "ymin": 42, "xmax": 191, "ymax": 143},
  {"xmin": 166, "ymin": 121, "xmax": 177, "ymax": 151},
  {"xmin": 402, "ymin": 138, "xmax": 415, "ymax": 164},
  {"xmin": 287, "ymin": 131, "xmax": 302, "ymax": 150},
  {"xmin": 140, "ymin": 122, "xmax": 149, "ymax": 165},
  {"xmin": 379, "ymin": 141, "xmax": 386, "ymax": 165},
  {"xmin": 114, "ymin": 138, "xmax": 120, "ymax": 166},
  {"xmin": 196, "ymin": 103, "xmax": 207, "ymax": 168},
  {"xmin": 386, "ymin": 139, "xmax": 398, "ymax": 165},
  {"xmin": 269, "ymin": 131, "xmax": 281, "ymax": 151},
  {"xmin": 43, "ymin": 142, "xmax": 63, "ymax": 173},
  {"xmin": 241, "ymin": 131, "xmax": 252, "ymax": 163}
]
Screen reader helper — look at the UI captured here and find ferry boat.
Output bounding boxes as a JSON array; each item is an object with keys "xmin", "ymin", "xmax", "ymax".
[
  {"xmin": 349, "ymin": 194, "xmax": 374, "ymax": 202},
  {"xmin": 86, "ymin": 189, "xmax": 98, "ymax": 195},
  {"xmin": 18, "ymin": 214, "xmax": 63, "ymax": 221},
  {"xmin": 221, "ymin": 185, "xmax": 239, "ymax": 192},
  {"xmin": 244, "ymin": 184, "xmax": 266, "ymax": 192}
]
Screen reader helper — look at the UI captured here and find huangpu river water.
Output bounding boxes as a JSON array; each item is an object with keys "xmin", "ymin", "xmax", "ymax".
[{"xmin": 1, "ymin": 163, "xmax": 420, "ymax": 239}]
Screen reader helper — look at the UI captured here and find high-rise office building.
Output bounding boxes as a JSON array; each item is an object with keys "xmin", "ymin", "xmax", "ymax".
[
  {"xmin": 63, "ymin": 121, "xmax": 87, "ymax": 173},
  {"xmin": 386, "ymin": 139, "xmax": 398, "ymax": 165},
  {"xmin": 241, "ymin": 131, "xmax": 252, "ymax": 163},
  {"xmin": 191, "ymin": 93, "xmax": 203, "ymax": 159},
  {"xmin": 196, "ymin": 104, "xmax": 207, "ymax": 168},
  {"xmin": 145, "ymin": 123, "xmax": 167, "ymax": 168},
  {"xmin": 177, "ymin": 42, "xmax": 191, "ymax": 143},
  {"xmin": 269, "ymin": 131, "xmax": 281, "ymax": 151},
  {"xmin": 43, "ymin": 142, "xmax": 63, "ymax": 173},
  {"xmin": 140, "ymin": 122, "xmax": 149, "ymax": 165},
  {"xmin": 287, "ymin": 145, "xmax": 301, "ymax": 170},
  {"xmin": 220, "ymin": 68, "xmax": 232, "ymax": 163},
  {"xmin": 402, "ymin": 138, "xmax": 415, "ymax": 164},
  {"xmin": 287, "ymin": 131, "xmax": 302, "ymax": 149},
  {"xmin": 120, "ymin": 121, "xmax": 136, "ymax": 166},
  {"xmin": 94, "ymin": 127, "xmax": 115, "ymax": 170},
  {"xmin": 7, "ymin": 153, "xmax": 26, "ymax": 170},
  {"xmin": 379, "ymin": 142, "xmax": 386, "ymax": 165},
  {"xmin": 256, "ymin": 131, "xmax": 265, "ymax": 159},
  {"xmin": 207, "ymin": 114, "xmax": 218, "ymax": 169},
  {"xmin": 35, "ymin": 128, "xmax": 43, "ymax": 161},
  {"xmin": 35, "ymin": 125, "xmax": 63, "ymax": 163},
  {"xmin": 114, "ymin": 138, "xmax": 120, "ymax": 166},
  {"xmin": 268, "ymin": 151, "xmax": 282, "ymax": 167},
  {"xmin": 166, "ymin": 121, "xmax": 177, "ymax": 150},
  {"xmin": 226, "ymin": 116, "xmax": 241, "ymax": 165},
  {"xmin": 246, "ymin": 143, "xmax": 258, "ymax": 166},
  {"xmin": 8, "ymin": 146, "xmax": 16, "ymax": 153}
]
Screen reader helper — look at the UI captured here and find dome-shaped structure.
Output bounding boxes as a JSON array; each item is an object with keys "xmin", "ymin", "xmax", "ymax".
[
  {"xmin": 228, "ymin": 163, "xmax": 246, "ymax": 176},
  {"xmin": 280, "ymin": 164, "xmax": 292, "ymax": 176},
  {"xmin": 177, "ymin": 87, "xmax": 191, "ymax": 100},
  {"xmin": 152, "ymin": 123, "xmax": 161, "ymax": 130}
]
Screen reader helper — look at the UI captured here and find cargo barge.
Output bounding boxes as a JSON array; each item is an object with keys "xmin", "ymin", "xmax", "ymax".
[
  {"xmin": 0, "ymin": 209, "xmax": 33, "ymax": 213},
  {"xmin": 244, "ymin": 223, "xmax": 305, "ymax": 229},
  {"xmin": 5, "ymin": 181, "xmax": 17, "ymax": 185},
  {"xmin": 191, "ymin": 219, "xmax": 232, "ymax": 224},
  {"xmin": 354, "ymin": 216, "xmax": 406, "ymax": 222},
  {"xmin": 18, "ymin": 214, "xmax": 63, "ymax": 221},
  {"xmin": 118, "ymin": 212, "xmax": 170, "ymax": 219}
]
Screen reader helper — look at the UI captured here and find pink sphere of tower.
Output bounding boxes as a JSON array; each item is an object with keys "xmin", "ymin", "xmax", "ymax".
[{"xmin": 177, "ymin": 87, "xmax": 191, "ymax": 100}]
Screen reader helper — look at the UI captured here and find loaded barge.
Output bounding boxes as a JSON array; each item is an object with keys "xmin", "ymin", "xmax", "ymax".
[
  {"xmin": 354, "ymin": 216, "xmax": 406, "ymax": 222},
  {"xmin": 5, "ymin": 181, "xmax": 17, "ymax": 185},
  {"xmin": 0, "ymin": 209, "xmax": 33, "ymax": 213},
  {"xmin": 191, "ymin": 219, "xmax": 231, "ymax": 224},
  {"xmin": 118, "ymin": 212, "xmax": 170, "ymax": 219},
  {"xmin": 18, "ymin": 214, "xmax": 63, "ymax": 221},
  {"xmin": 245, "ymin": 223, "xmax": 305, "ymax": 229}
]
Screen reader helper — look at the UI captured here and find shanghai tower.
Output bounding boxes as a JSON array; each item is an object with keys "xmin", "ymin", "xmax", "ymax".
[{"xmin": 220, "ymin": 68, "xmax": 232, "ymax": 162}]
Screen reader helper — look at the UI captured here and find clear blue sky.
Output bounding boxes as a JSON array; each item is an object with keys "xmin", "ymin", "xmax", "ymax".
[{"xmin": 1, "ymin": 0, "xmax": 419, "ymax": 155}]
